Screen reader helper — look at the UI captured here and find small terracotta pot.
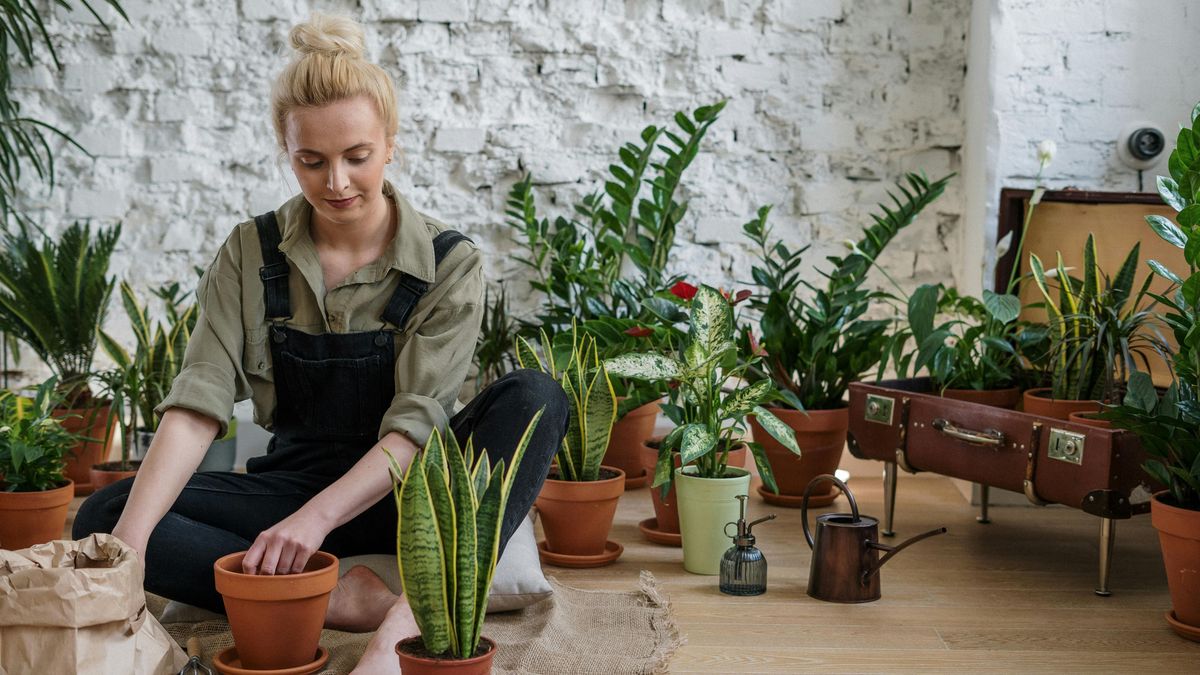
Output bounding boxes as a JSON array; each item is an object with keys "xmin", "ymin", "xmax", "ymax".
[
  {"xmin": 942, "ymin": 386, "xmax": 1021, "ymax": 409},
  {"xmin": 89, "ymin": 460, "xmax": 141, "ymax": 490},
  {"xmin": 396, "ymin": 635, "xmax": 496, "ymax": 675},
  {"xmin": 0, "ymin": 479, "xmax": 74, "ymax": 550},
  {"xmin": 535, "ymin": 466, "xmax": 625, "ymax": 557},
  {"xmin": 604, "ymin": 398, "xmax": 660, "ymax": 490},
  {"xmin": 1067, "ymin": 411, "xmax": 1114, "ymax": 429},
  {"xmin": 748, "ymin": 406, "xmax": 848, "ymax": 506},
  {"xmin": 1021, "ymin": 388, "xmax": 1100, "ymax": 421},
  {"xmin": 641, "ymin": 438, "xmax": 747, "ymax": 536},
  {"xmin": 55, "ymin": 402, "xmax": 117, "ymax": 496},
  {"xmin": 213, "ymin": 550, "xmax": 338, "ymax": 670},
  {"xmin": 1151, "ymin": 492, "xmax": 1200, "ymax": 632}
]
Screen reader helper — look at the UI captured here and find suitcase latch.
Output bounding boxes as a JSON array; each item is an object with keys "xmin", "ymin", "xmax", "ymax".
[
  {"xmin": 865, "ymin": 395, "xmax": 894, "ymax": 425},
  {"xmin": 1048, "ymin": 428, "xmax": 1085, "ymax": 465}
]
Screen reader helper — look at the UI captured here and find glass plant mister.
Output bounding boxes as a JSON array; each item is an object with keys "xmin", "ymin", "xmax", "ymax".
[{"xmin": 720, "ymin": 495, "xmax": 776, "ymax": 596}]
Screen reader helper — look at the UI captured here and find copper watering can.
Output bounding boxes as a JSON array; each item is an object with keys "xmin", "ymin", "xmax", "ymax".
[{"xmin": 802, "ymin": 474, "xmax": 946, "ymax": 603}]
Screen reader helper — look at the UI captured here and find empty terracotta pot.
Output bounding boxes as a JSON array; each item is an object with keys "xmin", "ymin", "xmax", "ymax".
[
  {"xmin": 535, "ymin": 466, "xmax": 625, "ymax": 556},
  {"xmin": 213, "ymin": 550, "xmax": 338, "ymax": 670},
  {"xmin": 396, "ymin": 635, "xmax": 496, "ymax": 674},
  {"xmin": 1022, "ymin": 388, "xmax": 1100, "ymax": 421},
  {"xmin": 0, "ymin": 480, "xmax": 74, "ymax": 550}
]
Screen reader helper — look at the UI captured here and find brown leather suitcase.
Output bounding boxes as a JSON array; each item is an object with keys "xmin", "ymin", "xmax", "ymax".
[{"xmin": 847, "ymin": 377, "xmax": 1157, "ymax": 595}]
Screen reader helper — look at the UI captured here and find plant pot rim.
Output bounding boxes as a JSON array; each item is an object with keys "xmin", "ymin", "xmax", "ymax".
[
  {"xmin": 0, "ymin": 478, "xmax": 73, "ymax": 496},
  {"xmin": 1152, "ymin": 490, "xmax": 1200, "ymax": 514},
  {"xmin": 214, "ymin": 550, "xmax": 339, "ymax": 600},
  {"xmin": 943, "ymin": 385, "xmax": 1020, "ymax": 393},
  {"xmin": 396, "ymin": 634, "xmax": 497, "ymax": 665},
  {"xmin": 544, "ymin": 465, "xmax": 626, "ymax": 485},
  {"xmin": 676, "ymin": 465, "xmax": 750, "ymax": 480},
  {"xmin": 1024, "ymin": 387, "xmax": 1099, "ymax": 403}
]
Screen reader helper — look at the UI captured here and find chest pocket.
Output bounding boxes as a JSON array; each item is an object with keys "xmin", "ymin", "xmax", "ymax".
[{"xmin": 273, "ymin": 344, "xmax": 393, "ymax": 440}]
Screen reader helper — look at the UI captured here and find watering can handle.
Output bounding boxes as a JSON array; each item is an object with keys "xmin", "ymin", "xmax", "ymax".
[{"xmin": 801, "ymin": 474, "xmax": 859, "ymax": 550}]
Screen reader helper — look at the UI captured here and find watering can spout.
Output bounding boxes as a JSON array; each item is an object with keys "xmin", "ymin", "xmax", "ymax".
[{"xmin": 863, "ymin": 527, "xmax": 947, "ymax": 580}]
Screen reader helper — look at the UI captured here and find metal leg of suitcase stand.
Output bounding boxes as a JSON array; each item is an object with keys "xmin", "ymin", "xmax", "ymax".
[
  {"xmin": 883, "ymin": 461, "xmax": 897, "ymax": 537},
  {"xmin": 1096, "ymin": 517, "xmax": 1115, "ymax": 597},
  {"xmin": 977, "ymin": 484, "xmax": 991, "ymax": 523}
]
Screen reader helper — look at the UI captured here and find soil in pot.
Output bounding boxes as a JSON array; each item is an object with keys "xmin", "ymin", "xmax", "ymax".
[
  {"xmin": 1151, "ymin": 492, "xmax": 1200, "ymax": 636},
  {"xmin": 1022, "ymin": 388, "xmax": 1100, "ymax": 421},
  {"xmin": 396, "ymin": 635, "xmax": 496, "ymax": 675},
  {"xmin": 604, "ymin": 398, "xmax": 660, "ymax": 490},
  {"xmin": 942, "ymin": 386, "xmax": 1021, "ymax": 409},
  {"xmin": 748, "ymin": 406, "xmax": 848, "ymax": 507},
  {"xmin": 213, "ymin": 550, "xmax": 338, "ymax": 670},
  {"xmin": 535, "ymin": 466, "xmax": 625, "ymax": 561},
  {"xmin": 89, "ymin": 460, "xmax": 141, "ymax": 491},
  {"xmin": 0, "ymin": 479, "xmax": 74, "ymax": 550}
]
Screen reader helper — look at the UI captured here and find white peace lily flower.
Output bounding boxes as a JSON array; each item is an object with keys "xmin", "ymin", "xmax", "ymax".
[
  {"xmin": 995, "ymin": 231, "xmax": 1013, "ymax": 258},
  {"xmin": 1037, "ymin": 139, "xmax": 1056, "ymax": 168},
  {"xmin": 1043, "ymin": 266, "xmax": 1074, "ymax": 279},
  {"xmin": 944, "ymin": 335, "xmax": 958, "ymax": 348},
  {"xmin": 0, "ymin": 425, "xmax": 10, "ymax": 434}
]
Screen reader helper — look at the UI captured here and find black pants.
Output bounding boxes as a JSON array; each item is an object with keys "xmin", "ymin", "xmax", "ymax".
[{"xmin": 73, "ymin": 370, "xmax": 567, "ymax": 613}]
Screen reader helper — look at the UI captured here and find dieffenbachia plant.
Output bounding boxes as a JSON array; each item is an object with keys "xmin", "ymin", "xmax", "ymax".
[
  {"xmin": 605, "ymin": 284, "xmax": 800, "ymax": 491},
  {"xmin": 385, "ymin": 409, "xmax": 544, "ymax": 659},
  {"xmin": 514, "ymin": 325, "xmax": 616, "ymax": 482}
]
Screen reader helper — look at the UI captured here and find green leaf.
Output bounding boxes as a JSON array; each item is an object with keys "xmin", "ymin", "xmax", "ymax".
[
  {"xmin": 1148, "ymin": 259, "xmax": 1183, "ymax": 285},
  {"xmin": 982, "ymin": 290, "xmax": 1020, "ymax": 324},
  {"xmin": 721, "ymin": 379, "xmax": 774, "ymax": 419},
  {"xmin": 1158, "ymin": 175, "xmax": 1186, "ymax": 212},
  {"xmin": 907, "ymin": 284, "xmax": 939, "ymax": 343},
  {"xmin": 1146, "ymin": 214, "xmax": 1187, "ymax": 249},
  {"xmin": 751, "ymin": 406, "xmax": 801, "ymax": 456},
  {"xmin": 603, "ymin": 353, "xmax": 682, "ymax": 381},
  {"xmin": 678, "ymin": 424, "xmax": 717, "ymax": 465},
  {"xmin": 748, "ymin": 441, "xmax": 778, "ymax": 494},
  {"xmin": 397, "ymin": 454, "xmax": 452, "ymax": 655},
  {"xmin": 1122, "ymin": 371, "xmax": 1158, "ymax": 412},
  {"xmin": 689, "ymin": 285, "xmax": 734, "ymax": 357},
  {"xmin": 1178, "ymin": 204, "xmax": 1200, "ymax": 228}
]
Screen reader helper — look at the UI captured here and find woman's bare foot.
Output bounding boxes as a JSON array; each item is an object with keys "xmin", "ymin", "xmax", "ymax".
[
  {"xmin": 324, "ymin": 565, "xmax": 398, "ymax": 632},
  {"xmin": 350, "ymin": 596, "xmax": 418, "ymax": 675}
]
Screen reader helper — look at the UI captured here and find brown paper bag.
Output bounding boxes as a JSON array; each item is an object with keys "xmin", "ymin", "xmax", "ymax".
[{"xmin": 0, "ymin": 533, "xmax": 187, "ymax": 674}]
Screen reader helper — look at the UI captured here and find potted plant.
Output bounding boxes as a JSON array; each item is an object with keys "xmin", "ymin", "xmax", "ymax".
[
  {"xmin": 1102, "ymin": 103, "xmax": 1200, "ymax": 639},
  {"xmin": 0, "ymin": 221, "xmax": 121, "ymax": 495},
  {"xmin": 1025, "ymin": 234, "xmax": 1161, "ymax": 420},
  {"xmin": 0, "ymin": 376, "xmax": 80, "ymax": 550},
  {"xmin": 516, "ymin": 326, "xmax": 623, "ymax": 567},
  {"xmin": 386, "ymin": 409, "xmax": 544, "ymax": 673},
  {"xmin": 607, "ymin": 284, "xmax": 801, "ymax": 574},
  {"xmin": 505, "ymin": 103, "xmax": 726, "ymax": 488},
  {"xmin": 739, "ymin": 173, "xmax": 953, "ymax": 507}
]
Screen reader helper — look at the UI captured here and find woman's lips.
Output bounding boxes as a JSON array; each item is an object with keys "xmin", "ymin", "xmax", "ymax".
[{"xmin": 325, "ymin": 195, "xmax": 358, "ymax": 209}]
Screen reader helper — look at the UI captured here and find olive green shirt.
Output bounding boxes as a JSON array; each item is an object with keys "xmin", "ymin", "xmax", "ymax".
[{"xmin": 157, "ymin": 181, "xmax": 484, "ymax": 446}]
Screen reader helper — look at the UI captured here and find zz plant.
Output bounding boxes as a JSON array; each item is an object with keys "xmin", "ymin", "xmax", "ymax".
[
  {"xmin": 605, "ymin": 284, "xmax": 800, "ymax": 491},
  {"xmin": 386, "ymin": 410, "xmax": 544, "ymax": 659},
  {"xmin": 515, "ymin": 325, "xmax": 616, "ymax": 482}
]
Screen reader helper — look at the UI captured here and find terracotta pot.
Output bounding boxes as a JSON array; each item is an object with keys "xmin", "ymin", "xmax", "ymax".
[
  {"xmin": 641, "ymin": 438, "xmax": 747, "ymax": 536},
  {"xmin": 0, "ymin": 480, "xmax": 74, "ymax": 550},
  {"xmin": 214, "ymin": 550, "xmax": 338, "ymax": 670},
  {"xmin": 535, "ymin": 466, "xmax": 625, "ymax": 557},
  {"xmin": 396, "ymin": 636, "xmax": 496, "ymax": 675},
  {"xmin": 942, "ymin": 386, "xmax": 1021, "ymax": 409},
  {"xmin": 604, "ymin": 398, "xmax": 660, "ymax": 490},
  {"xmin": 748, "ymin": 406, "xmax": 848, "ymax": 506},
  {"xmin": 55, "ymin": 403, "xmax": 117, "ymax": 496},
  {"xmin": 1151, "ymin": 492, "xmax": 1200, "ymax": 633},
  {"xmin": 89, "ymin": 461, "xmax": 141, "ymax": 491},
  {"xmin": 1067, "ymin": 411, "xmax": 1114, "ymax": 429},
  {"xmin": 1021, "ymin": 388, "xmax": 1100, "ymax": 421}
]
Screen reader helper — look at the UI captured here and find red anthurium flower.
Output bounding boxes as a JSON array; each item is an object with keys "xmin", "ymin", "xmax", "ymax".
[
  {"xmin": 668, "ymin": 379, "xmax": 680, "ymax": 389},
  {"xmin": 749, "ymin": 332, "xmax": 768, "ymax": 357},
  {"xmin": 624, "ymin": 326, "xmax": 653, "ymax": 338},
  {"xmin": 732, "ymin": 289, "xmax": 752, "ymax": 305},
  {"xmin": 669, "ymin": 281, "xmax": 698, "ymax": 300}
]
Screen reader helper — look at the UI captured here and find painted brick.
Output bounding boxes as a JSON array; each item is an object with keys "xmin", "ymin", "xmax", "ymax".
[
  {"xmin": 433, "ymin": 127, "xmax": 487, "ymax": 153},
  {"xmin": 419, "ymin": 0, "xmax": 470, "ymax": 23}
]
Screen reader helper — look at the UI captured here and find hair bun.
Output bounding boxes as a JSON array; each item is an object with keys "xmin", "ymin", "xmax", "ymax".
[{"xmin": 289, "ymin": 13, "xmax": 365, "ymax": 59}]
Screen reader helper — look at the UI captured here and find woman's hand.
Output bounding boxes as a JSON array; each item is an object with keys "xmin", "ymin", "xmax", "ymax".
[{"xmin": 242, "ymin": 506, "xmax": 334, "ymax": 575}]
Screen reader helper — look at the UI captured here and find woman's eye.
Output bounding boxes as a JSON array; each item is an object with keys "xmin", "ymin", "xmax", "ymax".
[
  {"xmin": 348, "ymin": 156, "xmax": 369, "ymax": 164},
  {"xmin": 300, "ymin": 160, "xmax": 324, "ymax": 169}
]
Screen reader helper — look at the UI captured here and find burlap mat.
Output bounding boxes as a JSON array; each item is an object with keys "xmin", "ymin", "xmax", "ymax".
[{"xmin": 154, "ymin": 571, "xmax": 682, "ymax": 674}]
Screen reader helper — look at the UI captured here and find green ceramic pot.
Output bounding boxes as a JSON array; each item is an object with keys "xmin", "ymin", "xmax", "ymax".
[{"xmin": 675, "ymin": 465, "xmax": 751, "ymax": 575}]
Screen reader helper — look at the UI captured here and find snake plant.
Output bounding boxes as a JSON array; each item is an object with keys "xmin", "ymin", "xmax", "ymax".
[
  {"xmin": 385, "ymin": 409, "xmax": 544, "ymax": 659},
  {"xmin": 514, "ymin": 325, "xmax": 615, "ymax": 482}
]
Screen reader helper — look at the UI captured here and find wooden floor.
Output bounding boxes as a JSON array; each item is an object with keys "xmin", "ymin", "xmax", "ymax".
[
  {"xmin": 536, "ymin": 455, "xmax": 1200, "ymax": 674},
  {"xmin": 63, "ymin": 454, "xmax": 1200, "ymax": 673}
]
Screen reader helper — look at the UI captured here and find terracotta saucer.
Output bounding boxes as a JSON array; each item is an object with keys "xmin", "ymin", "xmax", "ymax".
[
  {"xmin": 213, "ymin": 646, "xmax": 329, "ymax": 675},
  {"xmin": 1165, "ymin": 610, "xmax": 1200, "ymax": 642},
  {"xmin": 757, "ymin": 484, "xmax": 838, "ymax": 508},
  {"xmin": 537, "ymin": 539, "xmax": 623, "ymax": 568},
  {"xmin": 638, "ymin": 517, "xmax": 682, "ymax": 547},
  {"xmin": 624, "ymin": 467, "xmax": 650, "ymax": 490}
]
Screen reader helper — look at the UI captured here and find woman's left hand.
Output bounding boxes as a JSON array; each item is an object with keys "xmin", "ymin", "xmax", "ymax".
[{"xmin": 242, "ymin": 507, "xmax": 333, "ymax": 575}]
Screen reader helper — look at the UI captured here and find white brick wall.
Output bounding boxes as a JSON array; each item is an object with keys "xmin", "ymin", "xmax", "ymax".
[{"xmin": 11, "ymin": 0, "xmax": 973, "ymax": 361}]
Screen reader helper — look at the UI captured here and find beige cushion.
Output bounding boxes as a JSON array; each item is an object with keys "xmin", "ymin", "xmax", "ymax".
[{"xmin": 159, "ymin": 513, "xmax": 550, "ymax": 623}]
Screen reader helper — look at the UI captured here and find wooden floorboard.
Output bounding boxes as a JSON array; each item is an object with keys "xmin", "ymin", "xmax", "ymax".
[{"xmin": 63, "ymin": 454, "xmax": 1199, "ymax": 673}]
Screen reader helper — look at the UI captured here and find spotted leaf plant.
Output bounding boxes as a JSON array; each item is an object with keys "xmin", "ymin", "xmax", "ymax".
[
  {"xmin": 385, "ymin": 409, "xmax": 544, "ymax": 660},
  {"xmin": 605, "ymin": 284, "xmax": 801, "ymax": 491}
]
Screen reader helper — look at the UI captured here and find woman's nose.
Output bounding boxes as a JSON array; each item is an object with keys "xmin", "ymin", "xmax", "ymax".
[{"xmin": 327, "ymin": 162, "xmax": 349, "ymax": 193}]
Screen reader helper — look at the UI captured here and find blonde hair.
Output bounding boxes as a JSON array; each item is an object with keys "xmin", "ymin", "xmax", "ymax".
[{"xmin": 270, "ymin": 13, "xmax": 398, "ymax": 150}]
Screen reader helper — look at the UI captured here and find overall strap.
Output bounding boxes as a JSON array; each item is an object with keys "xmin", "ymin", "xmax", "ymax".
[
  {"xmin": 381, "ymin": 230, "xmax": 473, "ymax": 329},
  {"xmin": 254, "ymin": 211, "xmax": 292, "ymax": 321}
]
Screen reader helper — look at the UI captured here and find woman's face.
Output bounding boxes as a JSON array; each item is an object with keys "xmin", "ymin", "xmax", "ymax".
[{"xmin": 284, "ymin": 96, "xmax": 395, "ymax": 230}]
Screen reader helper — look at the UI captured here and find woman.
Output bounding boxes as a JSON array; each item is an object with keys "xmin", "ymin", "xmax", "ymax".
[{"xmin": 73, "ymin": 13, "xmax": 566, "ymax": 672}]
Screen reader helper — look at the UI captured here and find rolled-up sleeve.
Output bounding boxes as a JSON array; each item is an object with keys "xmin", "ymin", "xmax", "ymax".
[
  {"xmin": 155, "ymin": 245, "xmax": 247, "ymax": 437},
  {"xmin": 381, "ymin": 251, "xmax": 483, "ymax": 445}
]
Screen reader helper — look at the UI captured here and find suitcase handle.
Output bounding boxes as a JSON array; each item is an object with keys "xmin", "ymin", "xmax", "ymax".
[{"xmin": 932, "ymin": 418, "xmax": 1005, "ymax": 446}]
